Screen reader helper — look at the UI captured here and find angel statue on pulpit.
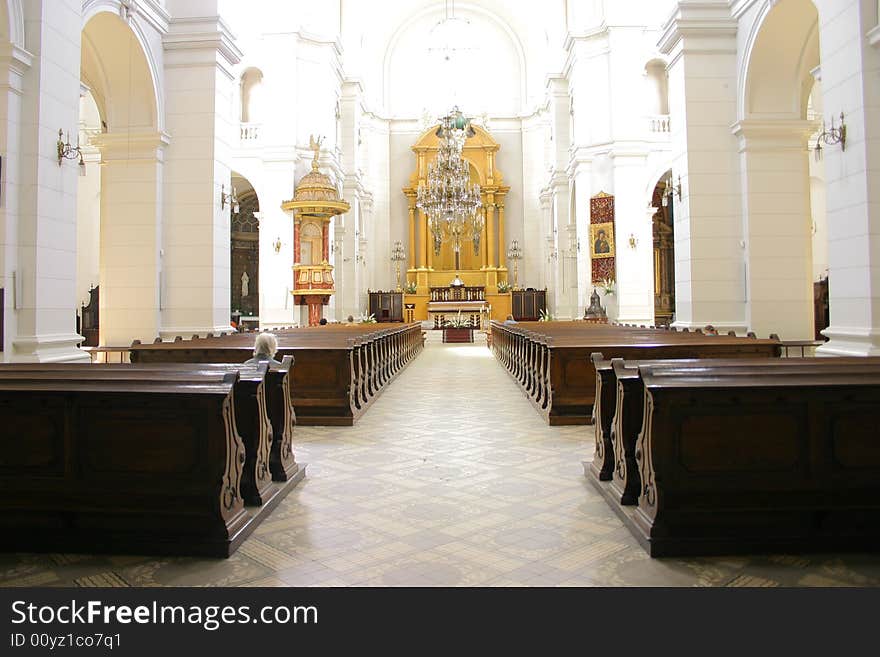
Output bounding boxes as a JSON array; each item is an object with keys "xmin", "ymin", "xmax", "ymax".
[{"xmin": 309, "ymin": 134, "xmax": 324, "ymax": 170}]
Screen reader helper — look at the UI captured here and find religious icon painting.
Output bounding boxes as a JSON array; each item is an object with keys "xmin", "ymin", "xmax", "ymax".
[{"xmin": 590, "ymin": 222, "xmax": 615, "ymax": 259}]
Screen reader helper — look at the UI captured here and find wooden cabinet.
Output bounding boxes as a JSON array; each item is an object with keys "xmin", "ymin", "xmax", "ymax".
[
  {"xmin": 511, "ymin": 289, "xmax": 546, "ymax": 321},
  {"xmin": 368, "ymin": 291, "xmax": 403, "ymax": 323},
  {"xmin": 80, "ymin": 285, "xmax": 99, "ymax": 346},
  {"xmin": 813, "ymin": 278, "xmax": 829, "ymax": 341}
]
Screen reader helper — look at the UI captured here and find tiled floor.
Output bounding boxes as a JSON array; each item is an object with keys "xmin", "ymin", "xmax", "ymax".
[{"xmin": 3, "ymin": 336, "xmax": 880, "ymax": 587}]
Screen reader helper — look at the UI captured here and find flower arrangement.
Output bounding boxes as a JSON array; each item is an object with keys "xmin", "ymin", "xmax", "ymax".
[
  {"xmin": 597, "ymin": 277, "xmax": 616, "ymax": 296},
  {"xmin": 445, "ymin": 310, "xmax": 471, "ymax": 328},
  {"xmin": 359, "ymin": 312, "xmax": 377, "ymax": 324},
  {"xmin": 497, "ymin": 281, "xmax": 511, "ymax": 293},
  {"xmin": 538, "ymin": 308, "xmax": 555, "ymax": 322},
  {"xmin": 404, "ymin": 281, "xmax": 418, "ymax": 294}
]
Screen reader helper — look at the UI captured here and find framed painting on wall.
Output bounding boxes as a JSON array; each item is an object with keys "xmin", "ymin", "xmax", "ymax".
[{"xmin": 590, "ymin": 222, "xmax": 615, "ymax": 259}]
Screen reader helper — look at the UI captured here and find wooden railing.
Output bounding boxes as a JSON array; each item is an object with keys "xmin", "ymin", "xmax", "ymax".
[{"xmin": 429, "ymin": 286, "xmax": 485, "ymax": 302}]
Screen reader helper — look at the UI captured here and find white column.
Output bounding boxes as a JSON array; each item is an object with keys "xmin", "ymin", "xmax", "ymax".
[
  {"xmin": 336, "ymin": 191, "xmax": 361, "ymax": 320},
  {"xmin": 161, "ymin": 12, "xmax": 242, "ymax": 338},
  {"xmin": 546, "ymin": 75, "xmax": 575, "ymax": 319},
  {"xmin": 570, "ymin": 157, "xmax": 592, "ymax": 314},
  {"xmin": 259, "ymin": 163, "xmax": 298, "ymax": 328},
  {"xmin": 91, "ymin": 132, "xmax": 168, "ymax": 345},
  {"xmin": 10, "ymin": 0, "xmax": 88, "ymax": 362},
  {"xmin": 0, "ymin": 40, "xmax": 33, "ymax": 358},
  {"xmin": 815, "ymin": 0, "xmax": 880, "ymax": 355},
  {"xmin": 733, "ymin": 121, "xmax": 816, "ymax": 341},
  {"xmin": 659, "ymin": 2, "xmax": 746, "ymax": 333},
  {"xmin": 612, "ymin": 152, "xmax": 655, "ymax": 324}
]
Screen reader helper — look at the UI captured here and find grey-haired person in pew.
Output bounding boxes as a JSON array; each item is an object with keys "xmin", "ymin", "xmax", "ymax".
[{"xmin": 245, "ymin": 332, "xmax": 282, "ymax": 366}]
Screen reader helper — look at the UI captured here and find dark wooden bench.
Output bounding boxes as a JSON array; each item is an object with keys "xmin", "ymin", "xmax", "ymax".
[
  {"xmin": 589, "ymin": 355, "xmax": 880, "ymax": 509},
  {"xmin": 129, "ymin": 323, "xmax": 423, "ymax": 425},
  {"xmin": 584, "ymin": 356, "xmax": 880, "ymax": 556},
  {"xmin": 0, "ymin": 364, "xmax": 305, "ymax": 557},
  {"xmin": 491, "ymin": 321, "xmax": 781, "ymax": 425}
]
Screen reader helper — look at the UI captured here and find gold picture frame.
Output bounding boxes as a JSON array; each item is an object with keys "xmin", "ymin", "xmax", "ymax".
[{"xmin": 590, "ymin": 222, "xmax": 615, "ymax": 259}]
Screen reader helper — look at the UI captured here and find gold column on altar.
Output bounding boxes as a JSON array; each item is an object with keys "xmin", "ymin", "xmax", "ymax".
[
  {"xmin": 480, "ymin": 207, "xmax": 488, "ymax": 270},
  {"xmin": 422, "ymin": 209, "xmax": 431, "ymax": 269},
  {"xmin": 407, "ymin": 203, "xmax": 416, "ymax": 270},
  {"xmin": 426, "ymin": 210, "xmax": 434, "ymax": 269},
  {"xmin": 486, "ymin": 201, "xmax": 496, "ymax": 269},
  {"xmin": 416, "ymin": 205, "xmax": 428, "ymax": 269},
  {"xmin": 498, "ymin": 204, "xmax": 506, "ymax": 269}
]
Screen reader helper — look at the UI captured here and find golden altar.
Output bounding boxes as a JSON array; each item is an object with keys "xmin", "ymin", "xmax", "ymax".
[{"xmin": 402, "ymin": 121, "xmax": 512, "ymax": 323}]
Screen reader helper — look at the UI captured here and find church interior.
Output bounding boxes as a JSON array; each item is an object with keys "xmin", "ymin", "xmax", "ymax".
[{"xmin": 2, "ymin": 0, "xmax": 880, "ymax": 587}]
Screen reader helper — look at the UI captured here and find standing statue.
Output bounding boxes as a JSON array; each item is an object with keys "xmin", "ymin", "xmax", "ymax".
[
  {"xmin": 241, "ymin": 270, "xmax": 250, "ymax": 298},
  {"xmin": 309, "ymin": 134, "xmax": 324, "ymax": 171}
]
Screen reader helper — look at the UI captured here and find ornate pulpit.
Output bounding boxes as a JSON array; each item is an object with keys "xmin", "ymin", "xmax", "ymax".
[{"xmin": 281, "ymin": 136, "xmax": 350, "ymax": 326}]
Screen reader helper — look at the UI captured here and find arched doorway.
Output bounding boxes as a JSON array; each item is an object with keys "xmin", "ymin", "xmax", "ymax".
[
  {"xmin": 651, "ymin": 171, "xmax": 675, "ymax": 326},
  {"xmin": 79, "ymin": 10, "xmax": 162, "ymax": 348},
  {"xmin": 736, "ymin": 0, "xmax": 820, "ymax": 341},
  {"xmin": 230, "ymin": 173, "xmax": 260, "ymax": 324}
]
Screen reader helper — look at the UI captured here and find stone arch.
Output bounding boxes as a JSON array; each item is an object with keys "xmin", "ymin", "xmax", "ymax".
[
  {"xmin": 81, "ymin": 10, "xmax": 159, "ymax": 133},
  {"xmin": 2, "ymin": 0, "xmax": 25, "ymax": 49},
  {"xmin": 740, "ymin": 0, "xmax": 820, "ymax": 120}
]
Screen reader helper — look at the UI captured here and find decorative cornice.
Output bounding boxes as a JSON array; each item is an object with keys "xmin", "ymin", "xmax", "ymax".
[
  {"xmin": 658, "ymin": 1, "xmax": 738, "ymax": 57},
  {"xmin": 731, "ymin": 118, "xmax": 819, "ymax": 152},
  {"xmin": 0, "ymin": 41, "xmax": 33, "ymax": 84},
  {"xmin": 163, "ymin": 15, "xmax": 243, "ymax": 68},
  {"xmin": 137, "ymin": 0, "xmax": 172, "ymax": 34},
  {"xmin": 89, "ymin": 130, "xmax": 171, "ymax": 160}
]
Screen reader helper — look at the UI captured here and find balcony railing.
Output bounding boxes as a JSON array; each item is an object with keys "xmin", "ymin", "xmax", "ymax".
[
  {"xmin": 240, "ymin": 122, "xmax": 261, "ymax": 141},
  {"xmin": 647, "ymin": 115, "xmax": 671, "ymax": 134}
]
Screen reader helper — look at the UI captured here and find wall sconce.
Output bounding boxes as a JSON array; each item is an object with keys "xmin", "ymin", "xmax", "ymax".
[
  {"xmin": 815, "ymin": 112, "xmax": 846, "ymax": 160},
  {"xmin": 221, "ymin": 184, "xmax": 239, "ymax": 213},
  {"xmin": 57, "ymin": 129, "xmax": 85, "ymax": 175},
  {"xmin": 661, "ymin": 176, "xmax": 682, "ymax": 206},
  {"xmin": 628, "ymin": 234, "xmax": 638, "ymax": 249},
  {"xmin": 273, "ymin": 236, "xmax": 282, "ymax": 253}
]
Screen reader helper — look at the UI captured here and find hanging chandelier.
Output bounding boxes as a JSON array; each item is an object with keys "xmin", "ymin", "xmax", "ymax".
[{"xmin": 416, "ymin": 107, "xmax": 483, "ymax": 258}]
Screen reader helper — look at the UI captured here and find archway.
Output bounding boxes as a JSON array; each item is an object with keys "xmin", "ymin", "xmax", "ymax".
[
  {"xmin": 736, "ymin": 0, "xmax": 820, "ymax": 341},
  {"xmin": 230, "ymin": 173, "xmax": 261, "ymax": 324},
  {"xmin": 651, "ymin": 171, "xmax": 675, "ymax": 326},
  {"xmin": 78, "ymin": 10, "xmax": 163, "ymax": 349}
]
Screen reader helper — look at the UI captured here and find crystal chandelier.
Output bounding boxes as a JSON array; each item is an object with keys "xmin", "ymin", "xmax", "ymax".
[{"xmin": 416, "ymin": 107, "xmax": 483, "ymax": 260}]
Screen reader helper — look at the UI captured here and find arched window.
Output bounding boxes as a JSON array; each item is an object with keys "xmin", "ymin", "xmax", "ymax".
[
  {"xmin": 644, "ymin": 59, "xmax": 669, "ymax": 121},
  {"xmin": 240, "ymin": 68, "xmax": 264, "ymax": 123}
]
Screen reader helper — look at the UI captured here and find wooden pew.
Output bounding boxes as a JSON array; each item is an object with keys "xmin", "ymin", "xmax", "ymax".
[
  {"xmin": 491, "ymin": 321, "xmax": 780, "ymax": 425},
  {"xmin": 0, "ymin": 360, "xmax": 303, "ymax": 503},
  {"xmin": 0, "ymin": 368, "xmax": 253, "ymax": 557},
  {"xmin": 585, "ymin": 357, "xmax": 880, "ymax": 556},
  {"xmin": 129, "ymin": 323, "xmax": 423, "ymax": 426},
  {"xmin": 590, "ymin": 355, "xmax": 880, "ymax": 508}
]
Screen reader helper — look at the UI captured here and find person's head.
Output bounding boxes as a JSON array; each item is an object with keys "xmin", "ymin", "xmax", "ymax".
[
  {"xmin": 347, "ymin": 315, "xmax": 354, "ymax": 323},
  {"xmin": 598, "ymin": 230, "xmax": 606, "ymax": 239},
  {"xmin": 319, "ymin": 318, "xmax": 328, "ymax": 325},
  {"xmin": 507, "ymin": 315, "xmax": 514, "ymax": 321},
  {"xmin": 253, "ymin": 332, "xmax": 278, "ymax": 358},
  {"xmin": 703, "ymin": 324, "xmax": 718, "ymax": 335}
]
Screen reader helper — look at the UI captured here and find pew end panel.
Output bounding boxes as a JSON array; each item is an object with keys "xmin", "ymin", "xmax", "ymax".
[
  {"xmin": 630, "ymin": 380, "xmax": 880, "ymax": 557},
  {"xmin": 0, "ymin": 384, "xmax": 252, "ymax": 558}
]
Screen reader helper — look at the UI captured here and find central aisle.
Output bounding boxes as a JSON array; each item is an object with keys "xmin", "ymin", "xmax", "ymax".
[{"xmin": 257, "ymin": 338, "xmax": 599, "ymax": 585}]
